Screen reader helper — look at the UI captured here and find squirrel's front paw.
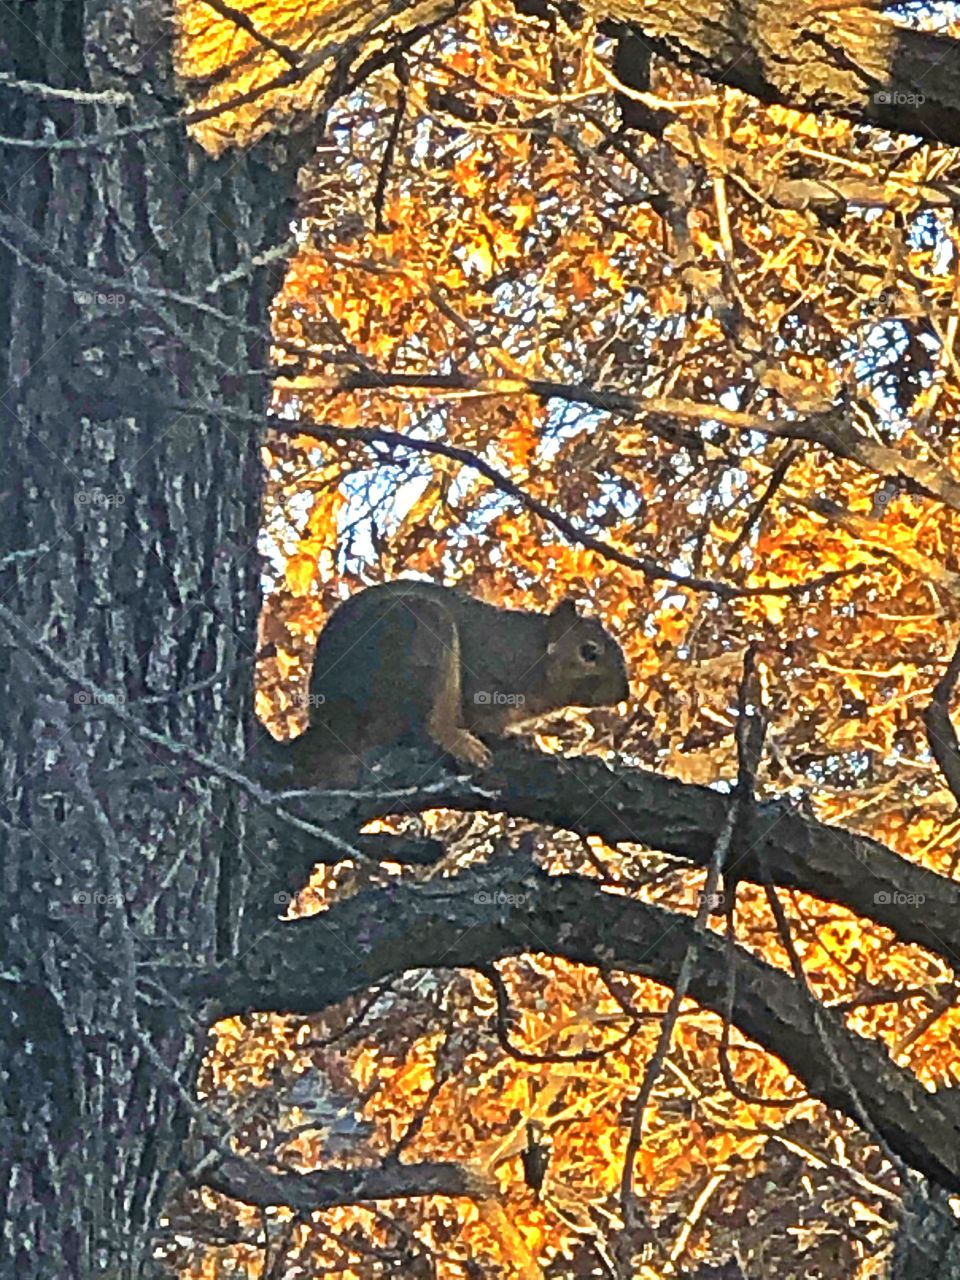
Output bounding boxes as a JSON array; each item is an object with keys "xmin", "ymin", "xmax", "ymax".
[{"xmin": 449, "ymin": 730, "xmax": 492, "ymax": 770}]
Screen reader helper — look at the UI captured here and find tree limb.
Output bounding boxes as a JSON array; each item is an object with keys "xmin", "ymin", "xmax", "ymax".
[
  {"xmin": 253, "ymin": 744, "xmax": 960, "ymax": 968},
  {"xmin": 198, "ymin": 1153, "xmax": 490, "ymax": 1210},
  {"xmin": 924, "ymin": 636, "xmax": 960, "ymax": 808},
  {"xmin": 194, "ymin": 854, "xmax": 960, "ymax": 1192},
  {"xmin": 604, "ymin": 4, "xmax": 960, "ymax": 148}
]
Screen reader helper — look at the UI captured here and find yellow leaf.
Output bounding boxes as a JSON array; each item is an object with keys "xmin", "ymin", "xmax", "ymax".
[{"xmin": 285, "ymin": 553, "xmax": 317, "ymax": 597}]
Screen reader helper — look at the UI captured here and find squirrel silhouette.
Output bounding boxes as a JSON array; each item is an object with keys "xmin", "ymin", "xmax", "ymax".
[{"xmin": 289, "ymin": 579, "xmax": 629, "ymax": 783}]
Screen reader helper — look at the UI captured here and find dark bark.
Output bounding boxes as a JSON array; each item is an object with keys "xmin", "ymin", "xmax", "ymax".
[
  {"xmin": 924, "ymin": 638, "xmax": 960, "ymax": 806},
  {"xmin": 193, "ymin": 851, "xmax": 960, "ymax": 1195},
  {"xmin": 199, "ymin": 1154, "xmax": 490, "ymax": 1211},
  {"xmin": 604, "ymin": 2, "xmax": 960, "ymax": 145},
  {"xmin": 891, "ymin": 1183, "xmax": 960, "ymax": 1280},
  {"xmin": 0, "ymin": 1, "xmax": 305, "ymax": 1274}
]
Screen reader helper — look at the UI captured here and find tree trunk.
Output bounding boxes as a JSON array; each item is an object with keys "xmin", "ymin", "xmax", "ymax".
[
  {"xmin": 0, "ymin": 2, "xmax": 301, "ymax": 1274},
  {"xmin": 4, "ymin": 2, "xmax": 960, "ymax": 1276}
]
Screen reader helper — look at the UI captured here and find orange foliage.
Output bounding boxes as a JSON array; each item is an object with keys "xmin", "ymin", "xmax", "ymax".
[{"xmin": 170, "ymin": 0, "xmax": 960, "ymax": 1276}]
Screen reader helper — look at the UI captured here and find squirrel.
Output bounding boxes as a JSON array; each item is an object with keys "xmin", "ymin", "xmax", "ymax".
[{"xmin": 292, "ymin": 579, "xmax": 629, "ymax": 781}]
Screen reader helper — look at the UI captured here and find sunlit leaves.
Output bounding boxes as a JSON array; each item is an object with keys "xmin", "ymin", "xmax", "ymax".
[{"xmin": 167, "ymin": 0, "xmax": 960, "ymax": 1274}]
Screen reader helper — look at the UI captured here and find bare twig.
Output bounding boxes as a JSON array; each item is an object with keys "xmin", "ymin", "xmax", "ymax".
[
  {"xmin": 482, "ymin": 964, "xmax": 643, "ymax": 1064},
  {"xmin": 373, "ymin": 62, "xmax": 408, "ymax": 234},
  {"xmin": 198, "ymin": 0, "xmax": 302, "ymax": 66},
  {"xmin": 923, "ymin": 634, "xmax": 960, "ymax": 805},
  {"xmin": 265, "ymin": 414, "xmax": 863, "ymax": 602}
]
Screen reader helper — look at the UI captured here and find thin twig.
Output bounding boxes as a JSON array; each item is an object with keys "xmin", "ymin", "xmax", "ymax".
[
  {"xmin": 261, "ymin": 413, "xmax": 863, "ymax": 603},
  {"xmin": 923, "ymin": 633, "xmax": 960, "ymax": 804},
  {"xmin": 197, "ymin": 0, "xmax": 302, "ymax": 66},
  {"xmin": 373, "ymin": 62, "xmax": 408, "ymax": 234}
]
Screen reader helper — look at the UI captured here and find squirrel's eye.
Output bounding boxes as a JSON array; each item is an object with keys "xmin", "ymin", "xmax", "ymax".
[{"xmin": 579, "ymin": 641, "xmax": 600, "ymax": 663}]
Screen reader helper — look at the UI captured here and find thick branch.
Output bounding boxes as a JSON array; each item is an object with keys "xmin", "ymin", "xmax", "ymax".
[
  {"xmin": 605, "ymin": 4, "xmax": 960, "ymax": 147},
  {"xmin": 195, "ymin": 856, "xmax": 960, "ymax": 1191},
  {"xmin": 256, "ymin": 745, "xmax": 960, "ymax": 968},
  {"xmin": 198, "ymin": 1153, "xmax": 488, "ymax": 1210}
]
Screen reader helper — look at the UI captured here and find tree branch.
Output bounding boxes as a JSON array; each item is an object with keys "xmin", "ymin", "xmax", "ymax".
[
  {"xmin": 605, "ymin": 8, "xmax": 960, "ymax": 148},
  {"xmin": 924, "ymin": 636, "xmax": 960, "ymax": 807},
  {"xmin": 276, "ymin": 373, "xmax": 960, "ymax": 517},
  {"xmin": 254, "ymin": 744, "xmax": 960, "ymax": 968},
  {"xmin": 193, "ymin": 854, "xmax": 960, "ymax": 1192},
  {"xmin": 265, "ymin": 415, "xmax": 862, "ymax": 601},
  {"xmin": 198, "ymin": 1153, "xmax": 489, "ymax": 1210}
]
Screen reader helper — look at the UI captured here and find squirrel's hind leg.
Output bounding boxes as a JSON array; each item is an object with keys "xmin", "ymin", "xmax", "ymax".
[{"xmin": 412, "ymin": 601, "xmax": 491, "ymax": 769}]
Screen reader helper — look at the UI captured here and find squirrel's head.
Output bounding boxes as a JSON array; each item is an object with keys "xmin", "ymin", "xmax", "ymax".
[{"xmin": 543, "ymin": 600, "xmax": 630, "ymax": 709}]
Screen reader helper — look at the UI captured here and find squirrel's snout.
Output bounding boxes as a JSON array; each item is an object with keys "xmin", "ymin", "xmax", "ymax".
[
  {"xmin": 608, "ymin": 674, "xmax": 629, "ymax": 706},
  {"xmin": 609, "ymin": 649, "xmax": 630, "ymax": 705},
  {"xmin": 594, "ymin": 667, "xmax": 629, "ymax": 707}
]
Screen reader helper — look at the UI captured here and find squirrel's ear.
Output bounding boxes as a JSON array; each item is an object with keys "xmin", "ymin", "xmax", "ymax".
[
  {"xmin": 547, "ymin": 600, "xmax": 579, "ymax": 650},
  {"xmin": 550, "ymin": 599, "xmax": 579, "ymax": 625}
]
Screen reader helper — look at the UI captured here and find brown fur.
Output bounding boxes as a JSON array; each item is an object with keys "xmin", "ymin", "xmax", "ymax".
[{"xmin": 295, "ymin": 580, "xmax": 629, "ymax": 783}]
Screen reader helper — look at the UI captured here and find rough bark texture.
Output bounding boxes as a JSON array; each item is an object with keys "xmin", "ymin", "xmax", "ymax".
[
  {"xmin": 256, "ymin": 742, "xmax": 960, "ymax": 966},
  {"xmin": 0, "ymin": 2, "xmax": 303, "ymax": 1274},
  {"xmin": 200, "ymin": 1154, "xmax": 490, "ymax": 1210},
  {"xmin": 891, "ymin": 1184, "xmax": 960, "ymax": 1280},
  {"xmin": 604, "ymin": 0, "xmax": 960, "ymax": 144}
]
